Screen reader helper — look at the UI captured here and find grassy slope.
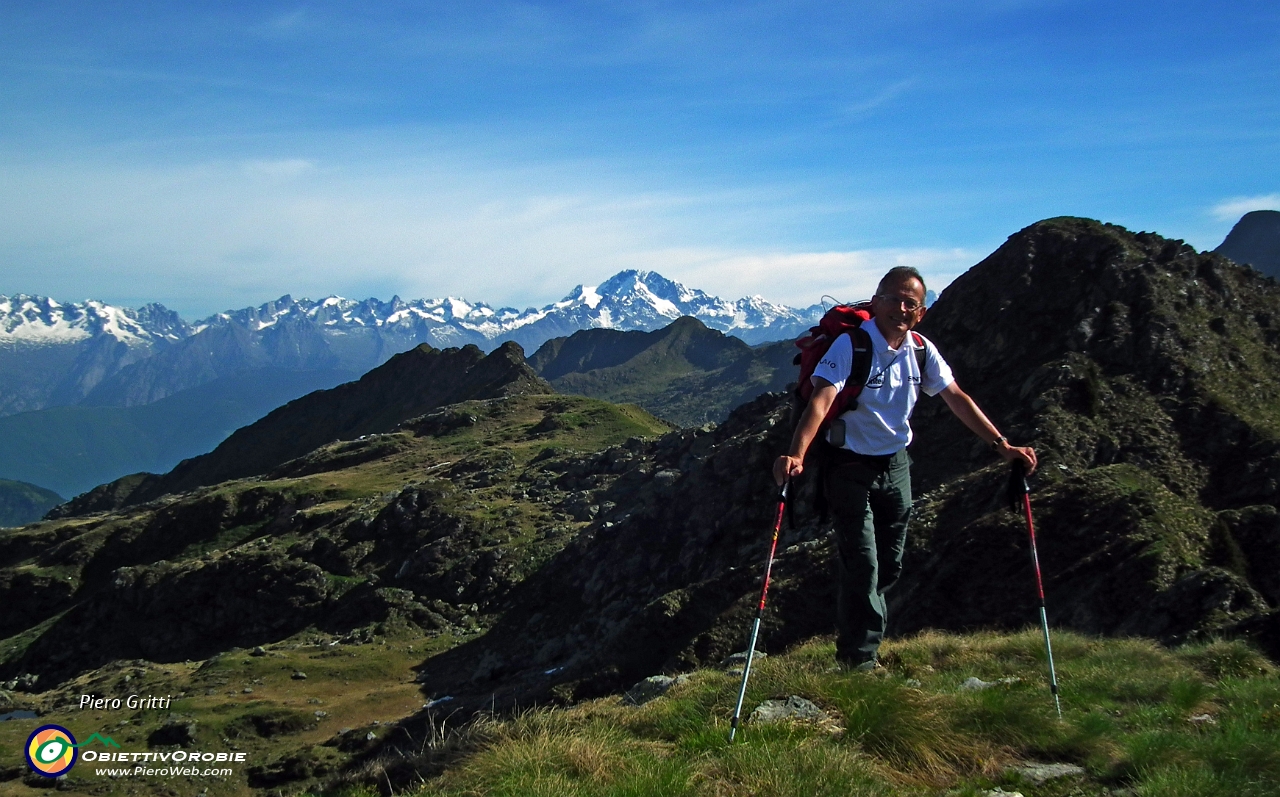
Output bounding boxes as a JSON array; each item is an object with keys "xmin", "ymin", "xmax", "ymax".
[
  {"xmin": 324, "ymin": 631, "xmax": 1279, "ymax": 797},
  {"xmin": 0, "ymin": 394, "xmax": 672, "ymax": 795}
]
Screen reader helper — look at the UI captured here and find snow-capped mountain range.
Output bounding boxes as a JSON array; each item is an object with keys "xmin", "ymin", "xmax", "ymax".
[
  {"xmin": 0, "ymin": 270, "xmax": 822, "ymax": 416},
  {"xmin": 0, "ymin": 296, "xmax": 191, "ymax": 346}
]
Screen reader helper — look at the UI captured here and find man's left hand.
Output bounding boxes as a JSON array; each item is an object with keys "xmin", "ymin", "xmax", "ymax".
[{"xmin": 997, "ymin": 444, "xmax": 1037, "ymax": 475}]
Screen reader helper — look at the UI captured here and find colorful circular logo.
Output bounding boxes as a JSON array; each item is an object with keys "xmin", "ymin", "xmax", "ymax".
[{"xmin": 25, "ymin": 725, "xmax": 77, "ymax": 778}]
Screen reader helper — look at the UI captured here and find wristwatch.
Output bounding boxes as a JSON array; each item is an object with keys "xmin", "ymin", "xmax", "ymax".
[{"xmin": 991, "ymin": 435, "xmax": 1008, "ymax": 449}]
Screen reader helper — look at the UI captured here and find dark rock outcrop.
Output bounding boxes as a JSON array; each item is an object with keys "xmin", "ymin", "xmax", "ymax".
[{"xmin": 911, "ymin": 216, "xmax": 1280, "ymax": 509}]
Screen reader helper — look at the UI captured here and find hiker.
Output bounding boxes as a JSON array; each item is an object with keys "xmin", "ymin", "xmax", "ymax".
[{"xmin": 772, "ymin": 266, "xmax": 1036, "ymax": 670}]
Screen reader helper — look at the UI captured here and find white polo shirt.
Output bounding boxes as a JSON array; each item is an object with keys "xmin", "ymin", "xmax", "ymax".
[{"xmin": 812, "ymin": 319, "xmax": 954, "ymax": 456}]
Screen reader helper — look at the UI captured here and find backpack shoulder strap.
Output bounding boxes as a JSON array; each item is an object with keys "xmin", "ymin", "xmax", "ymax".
[
  {"xmin": 824, "ymin": 326, "xmax": 874, "ymax": 424},
  {"xmin": 911, "ymin": 331, "xmax": 926, "ymax": 375},
  {"xmin": 849, "ymin": 327, "xmax": 875, "ymax": 389}
]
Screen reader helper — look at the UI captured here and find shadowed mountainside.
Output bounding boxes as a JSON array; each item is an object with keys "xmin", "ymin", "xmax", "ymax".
[
  {"xmin": 55, "ymin": 341, "xmax": 550, "ymax": 514},
  {"xmin": 910, "ymin": 216, "xmax": 1280, "ymax": 506}
]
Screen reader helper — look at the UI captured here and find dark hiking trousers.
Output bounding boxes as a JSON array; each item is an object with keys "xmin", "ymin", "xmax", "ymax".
[{"xmin": 823, "ymin": 447, "xmax": 912, "ymax": 665}]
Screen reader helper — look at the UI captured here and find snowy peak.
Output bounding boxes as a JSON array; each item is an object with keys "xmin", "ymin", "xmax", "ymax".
[
  {"xmin": 196, "ymin": 294, "xmax": 510, "ymax": 334},
  {"xmin": 598, "ymin": 270, "xmax": 704, "ymax": 309},
  {"xmin": 0, "ymin": 294, "xmax": 192, "ymax": 346},
  {"xmin": 596, "ymin": 270, "xmax": 684, "ymax": 320},
  {"xmin": 576, "ymin": 269, "xmax": 815, "ymax": 336}
]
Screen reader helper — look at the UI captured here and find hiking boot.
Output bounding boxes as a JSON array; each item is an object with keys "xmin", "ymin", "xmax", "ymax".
[{"xmin": 828, "ymin": 656, "xmax": 879, "ymax": 673}]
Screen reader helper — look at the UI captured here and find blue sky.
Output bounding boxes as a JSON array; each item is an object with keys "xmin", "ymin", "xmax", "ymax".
[{"xmin": 2, "ymin": 1, "xmax": 1277, "ymax": 318}]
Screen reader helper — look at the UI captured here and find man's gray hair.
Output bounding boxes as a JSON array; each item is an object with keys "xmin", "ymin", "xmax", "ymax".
[{"xmin": 878, "ymin": 266, "xmax": 926, "ymax": 295}]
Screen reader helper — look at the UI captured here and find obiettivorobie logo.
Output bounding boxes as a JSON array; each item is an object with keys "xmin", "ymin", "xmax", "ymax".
[
  {"xmin": 25, "ymin": 727, "xmax": 122, "ymax": 778},
  {"xmin": 25, "ymin": 725, "xmax": 79, "ymax": 778}
]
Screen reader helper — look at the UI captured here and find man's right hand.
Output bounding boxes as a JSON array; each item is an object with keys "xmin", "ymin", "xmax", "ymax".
[{"xmin": 773, "ymin": 454, "xmax": 804, "ymax": 486}]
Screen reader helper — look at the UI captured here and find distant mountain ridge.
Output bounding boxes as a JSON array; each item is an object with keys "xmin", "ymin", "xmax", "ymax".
[
  {"xmin": 0, "ymin": 294, "xmax": 191, "ymax": 346},
  {"xmin": 0, "ymin": 478, "xmax": 62, "ymax": 527},
  {"xmin": 0, "ymin": 296, "xmax": 191, "ymax": 416},
  {"xmin": 196, "ymin": 270, "xmax": 817, "ymax": 347},
  {"xmin": 0, "ymin": 270, "xmax": 820, "ymax": 417},
  {"xmin": 1216, "ymin": 209, "xmax": 1280, "ymax": 279},
  {"xmin": 529, "ymin": 316, "xmax": 796, "ymax": 427}
]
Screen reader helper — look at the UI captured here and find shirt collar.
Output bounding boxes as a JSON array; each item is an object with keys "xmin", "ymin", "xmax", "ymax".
[{"xmin": 862, "ymin": 317, "xmax": 917, "ymax": 352}]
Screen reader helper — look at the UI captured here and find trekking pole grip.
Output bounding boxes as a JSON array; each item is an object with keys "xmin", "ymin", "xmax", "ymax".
[
  {"xmin": 1011, "ymin": 459, "xmax": 1029, "ymax": 493},
  {"xmin": 1005, "ymin": 460, "xmax": 1029, "ymax": 513}
]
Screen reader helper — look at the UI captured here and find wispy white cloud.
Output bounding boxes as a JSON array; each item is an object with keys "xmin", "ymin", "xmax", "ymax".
[
  {"xmin": 1211, "ymin": 194, "xmax": 1280, "ymax": 221},
  {"xmin": 259, "ymin": 9, "xmax": 309, "ymax": 36},
  {"xmin": 839, "ymin": 80, "xmax": 916, "ymax": 119},
  {"xmin": 241, "ymin": 158, "xmax": 316, "ymax": 180},
  {"xmin": 643, "ymin": 247, "xmax": 980, "ymax": 308},
  {"xmin": 0, "ymin": 152, "xmax": 981, "ymax": 318},
  {"xmin": 15, "ymin": 61, "xmax": 359, "ymax": 105}
]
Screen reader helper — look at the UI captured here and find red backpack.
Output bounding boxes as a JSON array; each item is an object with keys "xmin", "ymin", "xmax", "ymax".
[{"xmin": 793, "ymin": 301, "xmax": 925, "ymax": 434}]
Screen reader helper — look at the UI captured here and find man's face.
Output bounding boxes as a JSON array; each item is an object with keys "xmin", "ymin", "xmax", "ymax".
[{"xmin": 871, "ymin": 277, "xmax": 927, "ymax": 340}]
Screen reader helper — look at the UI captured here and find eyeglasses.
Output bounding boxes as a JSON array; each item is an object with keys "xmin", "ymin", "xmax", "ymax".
[{"xmin": 876, "ymin": 294, "xmax": 923, "ymax": 312}]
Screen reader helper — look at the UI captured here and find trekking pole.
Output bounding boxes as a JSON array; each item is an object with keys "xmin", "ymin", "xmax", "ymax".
[
  {"xmin": 1009, "ymin": 461, "xmax": 1062, "ymax": 719},
  {"xmin": 728, "ymin": 479, "xmax": 789, "ymax": 743}
]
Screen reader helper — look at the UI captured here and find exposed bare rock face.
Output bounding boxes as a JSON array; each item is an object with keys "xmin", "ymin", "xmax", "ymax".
[{"xmin": 911, "ymin": 217, "xmax": 1280, "ymax": 506}]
